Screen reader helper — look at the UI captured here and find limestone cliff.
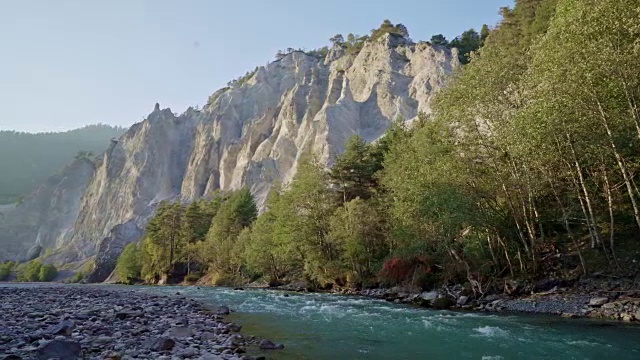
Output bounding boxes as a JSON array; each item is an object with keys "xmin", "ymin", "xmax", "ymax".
[{"xmin": 0, "ymin": 33, "xmax": 459, "ymax": 280}]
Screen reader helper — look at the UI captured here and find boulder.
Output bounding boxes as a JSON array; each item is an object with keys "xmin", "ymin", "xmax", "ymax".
[
  {"xmin": 457, "ymin": 296, "xmax": 470, "ymax": 306},
  {"xmin": 176, "ymin": 346, "xmax": 198, "ymax": 357},
  {"xmin": 216, "ymin": 306, "xmax": 230, "ymax": 315},
  {"xmin": 3, "ymin": 355, "xmax": 23, "ymax": 360},
  {"xmin": 198, "ymin": 353, "xmax": 224, "ymax": 360},
  {"xmin": 48, "ymin": 320, "xmax": 74, "ymax": 336},
  {"xmin": 114, "ymin": 312, "xmax": 128, "ymax": 320},
  {"xmin": 200, "ymin": 332, "xmax": 217, "ymax": 341},
  {"xmin": 36, "ymin": 340, "xmax": 82, "ymax": 360},
  {"xmin": 602, "ymin": 303, "xmax": 617, "ymax": 309},
  {"xmin": 589, "ymin": 297, "xmax": 609, "ymax": 306},
  {"xmin": 164, "ymin": 326, "xmax": 193, "ymax": 339},
  {"xmin": 259, "ymin": 339, "xmax": 285, "ymax": 350},
  {"xmin": 147, "ymin": 336, "xmax": 175, "ymax": 351},
  {"xmin": 432, "ymin": 297, "xmax": 455, "ymax": 309},
  {"xmin": 420, "ymin": 291, "xmax": 439, "ymax": 302},
  {"xmin": 483, "ymin": 294, "xmax": 501, "ymax": 302}
]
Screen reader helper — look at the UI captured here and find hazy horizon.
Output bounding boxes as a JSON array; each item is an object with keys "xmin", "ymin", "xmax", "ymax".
[{"xmin": 0, "ymin": 0, "xmax": 512, "ymax": 133}]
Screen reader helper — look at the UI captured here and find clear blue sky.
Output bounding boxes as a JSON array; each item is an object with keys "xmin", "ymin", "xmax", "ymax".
[{"xmin": 0, "ymin": 0, "xmax": 513, "ymax": 133}]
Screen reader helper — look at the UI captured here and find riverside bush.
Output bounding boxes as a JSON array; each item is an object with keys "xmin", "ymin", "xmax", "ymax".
[{"xmin": 17, "ymin": 261, "xmax": 57, "ymax": 282}]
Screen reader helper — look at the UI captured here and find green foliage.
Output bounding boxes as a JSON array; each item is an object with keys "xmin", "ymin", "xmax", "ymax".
[
  {"xmin": 204, "ymin": 187, "xmax": 257, "ymax": 277},
  {"xmin": 38, "ymin": 264, "xmax": 58, "ymax": 282},
  {"xmin": 449, "ymin": 29, "xmax": 483, "ymax": 64},
  {"xmin": 0, "ymin": 124, "xmax": 125, "ymax": 204},
  {"xmin": 74, "ymin": 150, "xmax": 94, "ymax": 160},
  {"xmin": 244, "ymin": 185, "xmax": 300, "ymax": 282},
  {"xmin": 0, "ymin": 261, "xmax": 15, "ymax": 280},
  {"xmin": 329, "ymin": 135, "xmax": 383, "ymax": 202},
  {"xmin": 369, "ymin": 20, "xmax": 410, "ymax": 41},
  {"xmin": 184, "ymin": 272, "xmax": 201, "ymax": 283},
  {"xmin": 17, "ymin": 261, "xmax": 57, "ymax": 282},
  {"xmin": 329, "ymin": 198, "xmax": 389, "ymax": 282},
  {"xmin": 116, "ymin": 243, "xmax": 142, "ymax": 284},
  {"xmin": 329, "ymin": 21, "xmax": 409, "ymax": 56},
  {"xmin": 128, "ymin": 2, "xmax": 640, "ymax": 290},
  {"xmin": 228, "ymin": 67, "xmax": 259, "ymax": 87},
  {"xmin": 69, "ymin": 271, "xmax": 85, "ymax": 283},
  {"xmin": 140, "ymin": 201, "xmax": 185, "ymax": 282},
  {"xmin": 430, "ymin": 34, "xmax": 449, "ymax": 46}
]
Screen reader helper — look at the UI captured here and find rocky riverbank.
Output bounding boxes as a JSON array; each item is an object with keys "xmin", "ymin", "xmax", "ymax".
[
  {"xmin": 329, "ymin": 277, "xmax": 640, "ymax": 323},
  {"xmin": 0, "ymin": 286, "xmax": 283, "ymax": 360}
]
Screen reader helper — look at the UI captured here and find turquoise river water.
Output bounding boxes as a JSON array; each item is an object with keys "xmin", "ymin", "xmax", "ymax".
[{"xmin": 120, "ymin": 285, "xmax": 640, "ymax": 360}]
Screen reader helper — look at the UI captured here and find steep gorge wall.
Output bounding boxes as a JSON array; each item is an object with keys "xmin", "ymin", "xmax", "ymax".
[{"xmin": 0, "ymin": 34, "xmax": 459, "ymax": 280}]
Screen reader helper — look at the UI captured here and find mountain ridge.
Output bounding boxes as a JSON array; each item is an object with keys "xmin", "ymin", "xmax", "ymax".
[{"xmin": 0, "ymin": 31, "xmax": 459, "ymax": 281}]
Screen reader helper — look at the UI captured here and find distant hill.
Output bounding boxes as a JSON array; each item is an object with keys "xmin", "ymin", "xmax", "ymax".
[{"xmin": 0, "ymin": 124, "xmax": 126, "ymax": 204}]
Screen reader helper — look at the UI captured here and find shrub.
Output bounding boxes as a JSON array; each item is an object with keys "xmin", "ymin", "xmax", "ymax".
[
  {"xmin": 38, "ymin": 264, "xmax": 58, "ymax": 282},
  {"xmin": 17, "ymin": 261, "xmax": 42, "ymax": 282},
  {"xmin": 211, "ymin": 272, "xmax": 241, "ymax": 286},
  {"xmin": 116, "ymin": 243, "xmax": 141, "ymax": 285},
  {"xmin": 184, "ymin": 273, "xmax": 201, "ymax": 283},
  {"xmin": 0, "ymin": 262, "xmax": 13, "ymax": 280},
  {"xmin": 69, "ymin": 271, "xmax": 85, "ymax": 283}
]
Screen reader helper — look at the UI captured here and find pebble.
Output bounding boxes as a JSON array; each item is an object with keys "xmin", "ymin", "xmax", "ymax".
[{"xmin": 0, "ymin": 286, "xmax": 277, "ymax": 359}]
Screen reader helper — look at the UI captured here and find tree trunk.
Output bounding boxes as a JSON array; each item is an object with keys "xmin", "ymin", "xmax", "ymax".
[
  {"xmin": 593, "ymin": 96, "xmax": 640, "ymax": 231},
  {"xmin": 546, "ymin": 172, "xmax": 587, "ymax": 276},
  {"xmin": 566, "ymin": 132, "xmax": 602, "ymax": 247},
  {"xmin": 602, "ymin": 163, "xmax": 620, "ymax": 269}
]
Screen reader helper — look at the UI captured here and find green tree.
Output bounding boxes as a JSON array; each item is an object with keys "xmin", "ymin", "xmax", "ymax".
[
  {"xmin": 244, "ymin": 186, "xmax": 300, "ymax": 283},
  {"xmin": 17, "ymin": 261, "xmax": 42, "ymax": 282},
  {"xmin": 450, "ymin": 29, "xmax": 482, "ymax": 64},
  {"xmin": 430, "ymin": 34, "xmax": 449, "ymax": 46},
  {"xmin": 140, "ymin": 201, "xmax": 184, "ymax": 282},
  {"xmin": 38, "ymin": 264, "xmax": 58, "ymax": 282},
  {"xmin": 116, "ymin": 243, "xmax": 142, "ymax": 284},
  {"xmin": 204, "ymin": 187, "xmax": 257, "ymax": 277},
  {"xmin": 0, "ymin": 262, "xmax": 14, "ymax": 280},
  {"xmin": 329, "ymin": 198, "xmax": 389, "ymax": 282},
  {"xmin": 281, "ymin": 156, "xmax": 339, "ymax": 285},
  {"xmin": 329, "ymin": 135, "xmax": 383, "ymax": 202}
]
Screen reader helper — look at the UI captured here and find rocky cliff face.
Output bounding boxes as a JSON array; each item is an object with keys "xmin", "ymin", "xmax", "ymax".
[{"xmin": 0, "ymin": 34, "xmax": 459, "ymax": 280}]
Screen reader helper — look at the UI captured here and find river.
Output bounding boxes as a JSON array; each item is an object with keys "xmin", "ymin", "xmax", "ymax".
[{"xmin": 110, "ymin": 285, "xmax": 640, "ymax": 360}]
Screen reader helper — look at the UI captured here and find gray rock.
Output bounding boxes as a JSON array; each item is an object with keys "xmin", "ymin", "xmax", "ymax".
[
  {"xmin": 200, "ymin": 332, "xmax": 217, "ymax": 341},
  {"xmin": 148, "ymin": 336, "xmax": 176, "ymax": 351},
  {"xmin": 420, "ymin": 291, "xmax": 439, "ymax": 302},
  {"xmin": 457, "ymin": 296, "xmax": 470, "ymax": 306},
  {"xmin": 36, "ymin": 340, "xmax": 82, "ymax": 360},
  {"xmin": 198, "ymin": 353, "xmax": 224, "ymax": 360},
  {"xmin": 589, "ymin": 297, "xmax": 609, "ymax": 306},
  {"xmin": 165, "ymin": 326, "xmax": 194, "ymax": 339},
  {"xmin": 259, "ymin": 339, "xmax": 284, "ymax": 350},
  {"xmin": 3, "ymin": 355, "xmax": 23, "ymax": 360},
  {"xmin": 216, "ymin": 306, "xmax": 230, "ymax": 315},
  {"xmin": 24, "ymin": 244, "xmax": 42, "ymax": 262},
  {"xmin": 49, "ymin": 320, "xmax": 74, "ymax": 336},
  {"xmin": 176, "ymin": 346, "xmax": 198, "ymax": 357}
]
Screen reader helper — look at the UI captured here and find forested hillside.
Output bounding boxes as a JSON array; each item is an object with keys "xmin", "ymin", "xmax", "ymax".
[
  {"xmin": 0, "ymin": 124, "xmax": 125, "ymax": 204},
  {"xmin": 114, "ymin": 0, "xmax": 640, "ymax": 290}
]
